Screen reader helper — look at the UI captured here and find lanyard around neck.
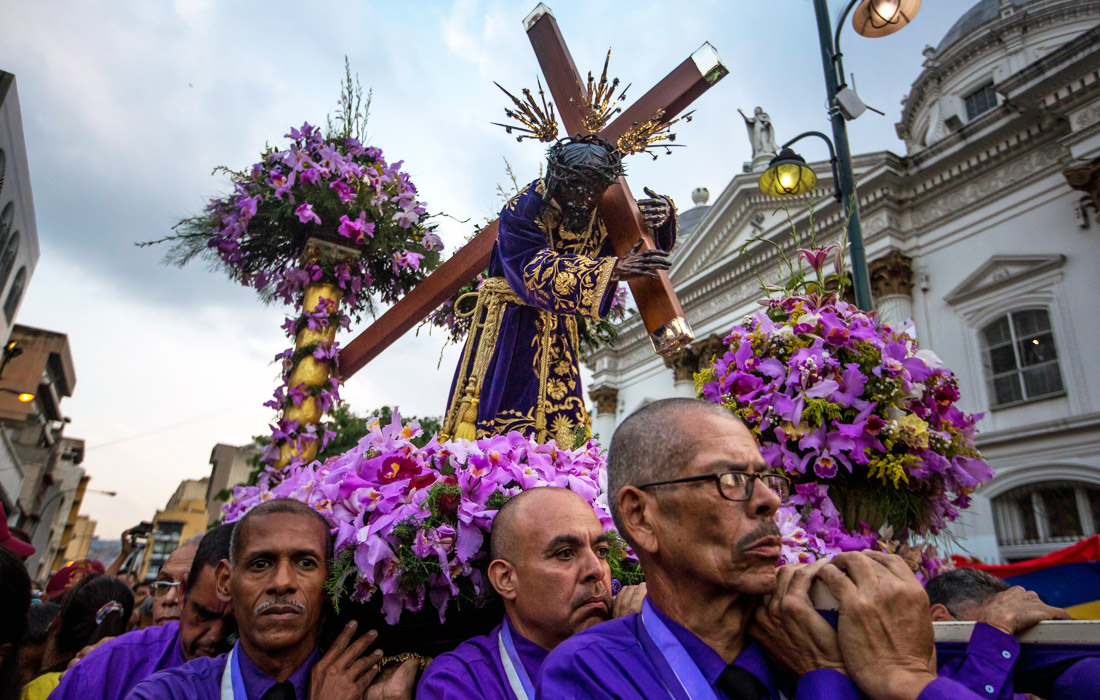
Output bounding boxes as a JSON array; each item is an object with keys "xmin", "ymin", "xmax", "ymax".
[
  {"xmin": 640, "ymin": 599, "xmax": 720, "ymax": 700},
  {"xmin": 497, "ymin": 618, "xmax": 536, "ymax": 700},
  {"xmin": 220, "ymin": 645, "xmax": 248, "ymax": 700}
]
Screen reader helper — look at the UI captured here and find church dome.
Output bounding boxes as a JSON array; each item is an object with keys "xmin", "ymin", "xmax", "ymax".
[
  {"xmin": 936, "ymin": 0, "xmax": 1036, "ymax": 54},
  {"xmin": 896, "ymin": 0, "xmax": 1100, "ymax": 154}
]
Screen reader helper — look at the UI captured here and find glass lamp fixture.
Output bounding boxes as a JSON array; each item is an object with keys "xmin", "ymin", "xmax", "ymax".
[
  {"xmin": 851, "ymin": 0, "xmax": 921, "ymax": 38},
  {"xmin": 759, "ymin": 149, "xmax": 817, "ymax": 198}
]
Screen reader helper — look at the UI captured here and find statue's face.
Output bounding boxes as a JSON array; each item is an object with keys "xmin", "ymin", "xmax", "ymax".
[{"xmin": 555, "ymin": 176, "xmax": 611, "ymax": 220}]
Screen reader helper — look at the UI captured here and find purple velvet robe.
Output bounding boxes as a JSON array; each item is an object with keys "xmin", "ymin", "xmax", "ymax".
[
  {"xmin": 124, "ymin": 644, "xmax": 319, "ymax": 700},
  {"xmin": 443, "ymin": 180, "xmax": 675, "ymax": 444},
  {"xmin": 51, "ymin": 621, "xmax": 186, "ymax": 700},
  {"xmin": 416, "ymin": 618, "xmax": 548, "ymax": 700}
]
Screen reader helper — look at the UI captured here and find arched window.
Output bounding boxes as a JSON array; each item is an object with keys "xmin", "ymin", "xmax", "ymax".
[
  {"xmin": 993, "ymin": 480, "xmax": 1100, "ymax": 561},
  {"xmin": 3, "ymin": 266, "xmax": 26, "ymax": 322},
  {"xmin": 0, "ymin": 230, "xmax": 19, "ymax": 295},
  {"xmin": 979, "ymin": 309, "xmax": 1063, "ymax": 408}
]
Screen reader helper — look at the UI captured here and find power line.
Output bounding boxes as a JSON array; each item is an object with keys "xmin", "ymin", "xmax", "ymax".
[{"xmin": 85, "ymin": 401, "xmax": 260, "ymax": 452}]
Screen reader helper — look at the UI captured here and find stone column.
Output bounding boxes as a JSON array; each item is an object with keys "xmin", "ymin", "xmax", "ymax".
[
  {"xmin": 869, "ymin": 250, "xmax": 914, "ymax": 329},
  {"xmin": 662, "ymin": 334, "xmax": 726, "ymax": 397},
  {"xmin": 588, "ymin": 386, "xmax": 619, "ymax": 444}
]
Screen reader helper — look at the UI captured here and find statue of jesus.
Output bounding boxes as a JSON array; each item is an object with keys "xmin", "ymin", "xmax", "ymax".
[{"xmin": 441, "ymin": 135, "xmax": 676, "ymax": 445}]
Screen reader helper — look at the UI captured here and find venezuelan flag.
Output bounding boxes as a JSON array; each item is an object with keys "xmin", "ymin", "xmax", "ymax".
[{"xmin": 955, "ymin": 536, "xmax": 1100, "ymax": 620}]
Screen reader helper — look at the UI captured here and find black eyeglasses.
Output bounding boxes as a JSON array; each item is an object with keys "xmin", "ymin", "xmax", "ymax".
[{"xmin": 638, "ymin": 470, "xmax": 791, "ymax": 503}]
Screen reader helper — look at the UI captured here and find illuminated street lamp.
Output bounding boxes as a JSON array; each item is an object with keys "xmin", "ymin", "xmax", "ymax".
[
  {"xmin": 759, "ymin": 131, "xmax": 841, "ymax": 201},
  {"xmin": 851, "ymin": 0, "xmax": 921, "ymax": 38},
  {"xmin": 793, "ymin": 0, "xmax": 922, "ymax": 310},
  {"xmin": 0, "ymin": 387, "xmax": 35, "ymax": 402}
]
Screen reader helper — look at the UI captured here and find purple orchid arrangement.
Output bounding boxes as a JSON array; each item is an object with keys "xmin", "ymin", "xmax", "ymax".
[
  {"xmin": 145, "ymin": 70, "xmax": 445, "ymax": 471},
  {"xmin": 223, "ymin": 411, "xmax": 634, "ymax": 624},
  {"xmin": 157, "ymin": 119, "xmax": 441, "ymax": 318},
  {"xmin": 698, "ymin": 240, "xmax": 993, "ymax": 581}
]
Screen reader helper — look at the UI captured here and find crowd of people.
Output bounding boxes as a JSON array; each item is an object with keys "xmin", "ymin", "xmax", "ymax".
[{"xmin": 0, "ymin": 398, "xmax": 1096, "ymax": 699}]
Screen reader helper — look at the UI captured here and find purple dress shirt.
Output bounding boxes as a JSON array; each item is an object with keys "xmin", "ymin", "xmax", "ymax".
[
  {"xmin": 124, "ymin": 644, "xmax": 320, "ymax": 700},
  {"xmin": 935, "ymin": 623, "xmax": 1100, "ymax": 700},
  {"xmin": 50, "ymin": 621, "xmax": 187, "ymax": 700},
  {"xmin": 536, "ymin": 599, "xmax": 858, "ymax": 700},
  {"xmin": 416, "ymin": 617, "xmax": 548, "ymax": 700}
]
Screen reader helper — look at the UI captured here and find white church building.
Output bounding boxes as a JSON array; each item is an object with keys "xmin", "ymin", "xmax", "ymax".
[{"xmin": 586, "ymin": 0, "xmax": 1100, "ymax": 565}]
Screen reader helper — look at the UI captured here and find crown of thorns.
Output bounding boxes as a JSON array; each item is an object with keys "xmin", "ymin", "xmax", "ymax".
[
  {"xmin": 493, "ymin": 50, "xmax": 692, "ymax": 160},
  {"xmin": 544, "ymin": 135, "xmax": 625, "ymax": 193}
]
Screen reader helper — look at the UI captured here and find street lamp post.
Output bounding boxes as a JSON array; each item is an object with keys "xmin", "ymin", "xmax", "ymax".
[
  {"xmin": 34, "ymin": 487, "xmax": 117, "ymax": 525},
  {"xmin": 812, "ymin": 0, "xmax": 873, "ymax": 310},
  {"xmin": 798, "ymin": 0, "xmax": 921, "ymax": 310}
]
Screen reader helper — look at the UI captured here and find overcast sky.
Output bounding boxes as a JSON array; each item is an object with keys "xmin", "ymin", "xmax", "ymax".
[{"xmin": 0, "ymin": 0, "xmax": 970, "ymax": 540}]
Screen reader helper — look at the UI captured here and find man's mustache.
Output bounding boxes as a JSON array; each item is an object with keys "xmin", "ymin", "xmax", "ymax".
[
  {"xmin": 736, "ymin": 521, "xmax": 781, "ymax": 551},
  {"xmin": 255, "ymin": 597, "xmax": 306, "ymax": 614},
  {"xmin": 570, "ymin": 585, "xmax": 612, "ymax": 612}
]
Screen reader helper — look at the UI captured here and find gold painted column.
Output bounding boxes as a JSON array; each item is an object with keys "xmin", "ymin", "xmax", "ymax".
[{"xmin": 275, "ymin": 239, "xmax": 360, "ymax": 468}]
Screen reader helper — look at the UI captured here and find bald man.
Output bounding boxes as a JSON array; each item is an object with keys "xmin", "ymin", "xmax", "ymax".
[{"xmin": 416, "ymin": 487, "xmax": 644, "ymax": 700}]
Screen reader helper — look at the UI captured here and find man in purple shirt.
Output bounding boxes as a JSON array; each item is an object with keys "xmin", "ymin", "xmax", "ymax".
[
  {"xmin": 416, "ymin": 487, "xmax": 645, "ymax": 700},
  {"xmin": 538, "ymin": 398, "xmax": 987, "ymax": 700},
  {"xmin": 52, "ymin": 524, "xmax": 236, "ymax": 700},
  {"xmin": 928, "ymin": 568, "xmax": 1099, "ymax": 699},
  {"xmin": 126, "ymin": 498, "xmax": 416, "ymax": 700}
]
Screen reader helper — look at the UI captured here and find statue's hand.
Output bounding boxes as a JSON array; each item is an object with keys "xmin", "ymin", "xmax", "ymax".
[
  {"xmin": 611, "ymin": 239, "xmax": 671, "ymax": 282},
  {"xmin": 636, "ymin": 187, "xmax": 672, "ymax": 229}
]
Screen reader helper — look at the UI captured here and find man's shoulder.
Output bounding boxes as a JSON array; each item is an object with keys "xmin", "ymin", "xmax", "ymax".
[
  {"xmin": 418, "ymin": 629, "xmax": 509, "ymax": 699},
  {"xmin": 125, "ymin": 653, "xmax": 227, "ymax": 699},
  {"xmin": 105, "ymin": 621, "xmax": 181, "ymax": 651},
  {"xmin": 423, "ymin": 630, "xmax": 499, "ymax": 676},
  {"xmin": 55, "ymin": 623, "xmax": 182, "ymax": 697},
  {"xmin": 545, "ymin": 614, "xmax": 644, "ymax": 667}
]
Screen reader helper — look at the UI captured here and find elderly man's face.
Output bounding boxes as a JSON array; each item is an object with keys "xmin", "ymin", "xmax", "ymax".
[
  {"xmin": 225, "ymin": 512, "xmax": 328, "ymax": 657},
  {"xmin": 153, "ymin": 543, "xmax": 197, "ymax": 625},
  {"xmin": 508, "ymin": 490, "xmax": 614, "ymax": 648},
  {"xmin": 656, "ymin": 413, "xmax": 783, "ymax": 595}
]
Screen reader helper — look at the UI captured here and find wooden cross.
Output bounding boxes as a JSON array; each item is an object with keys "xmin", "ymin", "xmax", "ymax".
[{"xmin": 338, "ymin": 3, "xmax": 728, "ymax": 379}]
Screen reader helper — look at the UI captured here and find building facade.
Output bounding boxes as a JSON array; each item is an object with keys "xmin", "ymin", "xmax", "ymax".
[
  {"xmin": 205, "ymin": 442, "xmax": 259, "ymax": 527},
  {"xmin": 587, "ymin": 0, "xmax": 1100, "ymax": 564},
  {"xmin": 0, "ymin": 70, "xmax": 42, "ymax": 514},
  {"xmin": 137, "ymin": 477, "xmax": 209, "ymax": 581}
]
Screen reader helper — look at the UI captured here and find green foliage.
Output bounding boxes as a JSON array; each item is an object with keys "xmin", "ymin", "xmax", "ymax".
[
  {"xmin": 325, "ymin": 548, "xmax": 356, "ymax": 612},
  {"xmin": 607, "ymin": 531, "xmax": 645, "ymax": 587},
  {"xmin": 326, "ymin": 57, "xmax": 372, "ymax": 143},
  {"xmin": 802, "ymin": 397, "xmax": 843, "ymax": 428}
]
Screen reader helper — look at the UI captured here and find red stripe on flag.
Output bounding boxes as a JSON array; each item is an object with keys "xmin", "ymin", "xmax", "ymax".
[{"xmin": 953, "ymin": 535, "xmax": 1100, "ymax": 578}]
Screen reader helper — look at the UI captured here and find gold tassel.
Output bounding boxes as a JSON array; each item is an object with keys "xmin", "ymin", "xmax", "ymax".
[{"xmin": 454, "ymin": 389, "xmax": 480, "ymax": 441}]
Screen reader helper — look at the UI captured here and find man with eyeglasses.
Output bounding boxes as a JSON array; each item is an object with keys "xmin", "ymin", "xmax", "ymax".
[
  {"xmin": 51, "ymin": 524, "xmax": 236, "ymax": 700},
  {"xmin": 153, "ymin": 535, "xmax": 203, "ymax": 625},
  {"xmin": 538, "ymin": 397, "xmax": 985, "ymax": 700}
]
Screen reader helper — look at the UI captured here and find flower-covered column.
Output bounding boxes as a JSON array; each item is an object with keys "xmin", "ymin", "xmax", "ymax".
[{"xmin": 273, "ymin": 240, "xmax": 360, "ymax": 469}]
